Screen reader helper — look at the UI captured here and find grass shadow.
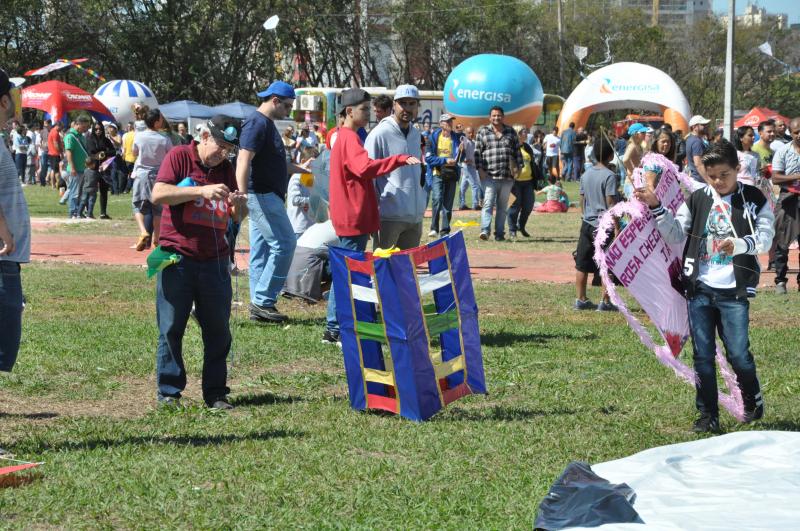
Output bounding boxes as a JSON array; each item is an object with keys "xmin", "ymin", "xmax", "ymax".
[
  {"xmin": 232, "ymin": 393, "xmax": 304, "ymax": 407},
  {"xmin": 754, "ymin": 420, "xmax": 800, "ymax": 432},
  {"xmin": 0, "ymin": 412, "xmax": 59, "ymax": 420},
  {"xmin": 480, "ymin": 331, "xmax": 597, "ymax": 348},
  {"xmin": 34, "ymin": 429, "xmax": 302, "ymax": 453},
  {"xmin": 442, "ymin": 405, "xmax": 579, "ymax": 421}
]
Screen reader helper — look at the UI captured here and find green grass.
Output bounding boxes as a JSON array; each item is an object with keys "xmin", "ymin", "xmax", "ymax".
[{"xmin": 1, "ymin": 262, "xmax": 799, "ymax": 528}]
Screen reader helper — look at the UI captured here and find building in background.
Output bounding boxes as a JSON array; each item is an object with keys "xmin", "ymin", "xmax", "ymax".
[{"xmin": 720, "ymin": 2, "xmax": 789, "ymax": 30}]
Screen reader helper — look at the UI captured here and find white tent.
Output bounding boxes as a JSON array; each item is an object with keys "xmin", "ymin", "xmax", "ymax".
[{"xmin": 557, "ymin": 62, "xmax": 691, "ymax": 133}]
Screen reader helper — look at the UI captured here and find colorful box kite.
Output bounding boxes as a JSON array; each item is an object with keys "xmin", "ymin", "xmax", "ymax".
[{"xmin": 329, "ymin": 231, "xmax": 487, "ymax": 421}]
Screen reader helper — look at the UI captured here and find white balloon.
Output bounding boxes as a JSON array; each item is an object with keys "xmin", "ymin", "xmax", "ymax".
[{"xmin": 263, "ymin": 15, "xmax": 279, "ymax": 30}]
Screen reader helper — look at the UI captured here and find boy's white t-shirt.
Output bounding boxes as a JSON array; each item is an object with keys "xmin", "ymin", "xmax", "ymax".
[
  {"xmin": 543, "ymin": 134, "xmax": 560, "ymax": 157},
  {"xmin": 697, "ymin": 193, "xmax": 736, "ymax": 289}
]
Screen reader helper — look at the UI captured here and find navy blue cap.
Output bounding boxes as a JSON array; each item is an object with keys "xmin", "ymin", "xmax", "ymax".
[{"xmin": 257, "ymin": 81, "xmax": 296, "ymax": 99}]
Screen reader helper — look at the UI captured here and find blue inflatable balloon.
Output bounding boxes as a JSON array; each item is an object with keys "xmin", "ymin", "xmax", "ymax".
[{"xmin": 443, "ymin": 54, "xmax": 544, "ymax": 128}]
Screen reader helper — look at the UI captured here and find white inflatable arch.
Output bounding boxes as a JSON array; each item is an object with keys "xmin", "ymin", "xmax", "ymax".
[{"xmin": 557, "ymin": 62, "xmax": 691, "ymax": 134}]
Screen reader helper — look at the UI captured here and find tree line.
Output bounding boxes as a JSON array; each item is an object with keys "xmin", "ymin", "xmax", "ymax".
[{"xmin": 2, "ymin": 0, "xmax": 799, "ymax": 121}]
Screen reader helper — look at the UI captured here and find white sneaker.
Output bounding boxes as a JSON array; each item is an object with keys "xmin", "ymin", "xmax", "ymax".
[{"xmin": 427, "ymin": 230, "xmax": 437, "ymax": 237}]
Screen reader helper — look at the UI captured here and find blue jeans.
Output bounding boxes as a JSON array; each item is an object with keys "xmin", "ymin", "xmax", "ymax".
[
  {"xmin": 561, "ymin": 153, "xmax": 573, "ymax": 180},
  {"xmin": 248, "ymin": 192, "xmax": 297, "ymax": 308},
  {"xmin": 14, "ymin": 153, "xmax": 27, "ymax": 181},
  {"xmin": 480, "ymin": 178, "xmax": 514, "ymax": 238},
  {"xmin": 0, "ymin": 261, "xmax": 23, "ymax": 372},
  {"xmin": 38, "ymin": 153, "xmax": 49, "ymax": 186},
  {"xmin": 156, "ymin": 256, "xmax": 232, "ymax": 403},
  {"xmin": 508, "ymin": 180, "xmax": 534, "ymax": 233},
  {"xmin": 430, "ymin": 174, "xmax": 458, "ymax": 234},
  {"xmin": 64, "ymin": 172, "xmax": 84, "ymax": 216},
  {"xmin": 688, "ymin": 283, "xmax": 762, "ymax": 416},
  {"xmin": 459, "ymin": 164, "xmax": 482, "ymax": 208},
  {"xmin": 572, "ymin": 152, "xmax": 583, "ymax": 181},
  {"xmin": 325, "ymin": 234, "xmax": 369, "ymax": 333}
]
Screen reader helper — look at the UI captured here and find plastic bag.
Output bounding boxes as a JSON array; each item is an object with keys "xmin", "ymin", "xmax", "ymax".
[{"xmin": 534, "ymin": 461, "xmax": 643, "ymax": 530}]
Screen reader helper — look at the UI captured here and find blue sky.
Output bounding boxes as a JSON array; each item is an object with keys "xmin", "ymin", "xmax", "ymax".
[{"xmin": 712, "ymin": 0, "xmax": 800, "ymax": 25}]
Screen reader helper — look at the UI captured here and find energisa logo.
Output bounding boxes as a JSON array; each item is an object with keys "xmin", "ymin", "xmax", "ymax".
[
  {"xmin": 448, "ymin": 79, "xmax": 512, "ymax": 104},
  {"xmin": 600, "ymin": 78, "xmax": 660, "ymax": 94}
]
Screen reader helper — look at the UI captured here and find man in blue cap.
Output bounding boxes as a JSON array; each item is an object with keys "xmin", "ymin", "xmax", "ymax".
[{"xmin": 235, "ymin": 81, "xmax": 310, "ymax": 323}]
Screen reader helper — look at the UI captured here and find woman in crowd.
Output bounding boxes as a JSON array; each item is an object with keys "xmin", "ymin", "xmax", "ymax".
[
  {"xmin": 131, "ymin": 108, "xmax": 172, "ymax": 251},
  {"xmin": 641, "ymin": 128, "xmax": 676, "ymax": 191},
  {"xmin": 83, "ymin": 121, "xmax": 117, "ymax": 219},
  {"xmin": 733, "ymin": 125, "xmax": 759, "ymax": 186}
]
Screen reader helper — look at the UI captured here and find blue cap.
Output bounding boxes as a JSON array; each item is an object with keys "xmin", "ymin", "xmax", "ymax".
[
  {"xmin": 257, "ymin": 81, "xmax": 296, "ymax": 99},
  {"xmin": 627, "ymin": 123, "xmax": 647, "ymax": 135}
]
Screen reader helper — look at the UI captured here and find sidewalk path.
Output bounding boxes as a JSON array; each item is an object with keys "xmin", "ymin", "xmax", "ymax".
[{"xmin": 29, "ymin": 219, "xmax": 799, "ymax": 287}]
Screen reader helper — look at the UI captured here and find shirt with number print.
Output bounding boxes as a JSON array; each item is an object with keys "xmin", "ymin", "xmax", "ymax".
[{"xmin": 155, "ymin": 143, "xmax": 237, "ymax": 261}]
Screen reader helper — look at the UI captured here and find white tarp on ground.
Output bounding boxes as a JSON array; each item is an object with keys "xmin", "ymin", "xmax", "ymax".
[{"xmin": 569, "ymin": 431, "xmax": 800, "ymax": 530}]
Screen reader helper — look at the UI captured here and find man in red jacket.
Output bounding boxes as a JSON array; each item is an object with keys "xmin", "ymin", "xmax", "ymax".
[{"xmin": 323, "ymin": 88, "xmax": 420, "ymax": 344}]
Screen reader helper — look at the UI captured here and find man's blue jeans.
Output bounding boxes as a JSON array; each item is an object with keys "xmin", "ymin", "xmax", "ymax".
[
  {"xmin": 156, "ymin": 256, "xmax": 232, "ymax": 404},
  {"xmin": 688, "ymin": 283, "xmax": 762, "ymax": 416},
  {"xmin": 430, "ymin": 174, "xmax": 458, "ymax": 234},
  {"xmin": 480, "ymin": 178, "xmax": 514, "ymax": 238},
  {"xmin": 561, "ymin": 152, "xmax": 573, "ymax": 181},
  {"xmin": 248, "ymin": 192, "xmax": 297, "ymax": 308},
  {"xmin": 459, "ymin": 164, "xmax": 482, "ymax": 208},
  {"xmin": 0, "ymin": 261, "xmax": 23, "ymax": 372},
  {"xmin": 64, "ymin": 172, "xmax": 84, "ymax": 216},
  {"xmin": 326, "ymin": 234, "xmax": 369, "ymax": 334}
]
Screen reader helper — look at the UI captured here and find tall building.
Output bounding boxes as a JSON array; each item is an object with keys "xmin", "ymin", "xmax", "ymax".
[
  {"xmin": 720, "ymin": 3, "xmax": 789, "ymax": 30},
  {"xmin": 611, "ymin": 0, "xmax": 712, "ymax": 26}
]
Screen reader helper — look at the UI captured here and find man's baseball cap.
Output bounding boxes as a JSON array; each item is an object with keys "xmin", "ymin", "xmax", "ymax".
[
  {"xmin": 337, "ymin": 88, "xmax": 371, "ymax": 114},
  {"xmin": 439, "ymin": 113, "xmax": 453, "ymax": 122},
  {"xmin": 627, "ymin": 123, "xmax": 647, "ymax": 135},
  {"xmin": 257, "ymin": 81, "xmax": 296, "ymax": 99},
  {"xmin": 688, "ymin": 115, "xmax": 711, "ymax": 127},
  {"xmin": 394, "ymin": 84, "xmax": 420, "ymax": 100},
  {"xmin": 207, "ymin": 115, "xmax": 240, "ymax": 147}
]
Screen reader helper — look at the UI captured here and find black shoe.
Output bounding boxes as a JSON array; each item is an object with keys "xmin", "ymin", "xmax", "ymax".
[
  {"xmin": 249, "ymin": 303, "xmax": 288, "ymax": 323},
  {"xmin": 743, "ymin": 404, "xmax": 764, "ymax": 423},
  {"xmin": 321, "ymin": 329, "xmax": 341, "ymax": 346},
  {"xmin": 494, "ymin": 235, "xmax": 505, "ymax": 242},
  {"xmin": 100, "ymin": 213, "xmax": 111, "ymax": 220},
  {"xmin": 520, "ymin": 228, "xmax": 531, "ymax": 238},
  {"xmin": 439, "ymin": 230, "xmax": 450, "ymax": 237},
  {"xmin": 692, "ymin": 413, "xmax": 720, "ymax": 433},
  {"xmin": 208, "ymin": 397, "xmax": 234, "ymax": 410}
]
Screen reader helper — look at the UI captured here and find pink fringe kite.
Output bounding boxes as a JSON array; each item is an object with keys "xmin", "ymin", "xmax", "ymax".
[{"xmin": 593, "ymin": 154, "xmax": 745, "ymax": 421}]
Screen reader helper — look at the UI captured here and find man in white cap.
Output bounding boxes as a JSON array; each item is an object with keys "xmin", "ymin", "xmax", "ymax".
[
  {"xmin": 365, "ymin": 84, "xmax": 425, "ymax": 249},
  {"xmin": 425, "ymin": 113, "xmax": 463, "ymax": 237},
  {"xmin": 686, "ymin": 115, "xmax": 710, "ymax": 183}
]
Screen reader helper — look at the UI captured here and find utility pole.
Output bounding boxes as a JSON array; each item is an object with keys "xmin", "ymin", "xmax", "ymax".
[
  {"xmin": 557, "ymin": 0, "xmax": 566, "ymax": 96},
  {"xmin": 652, "ymin": 0, "xmax": 659, "ymax": 26},
  {"xmin": 723, "ymin": 0, "xmax": 735, "ymax": 140}
]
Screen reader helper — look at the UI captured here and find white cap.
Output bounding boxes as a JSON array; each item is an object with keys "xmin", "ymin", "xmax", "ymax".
[
  {"xmin": 394, "ymin": 84, "xmax": 420, "ymax": 100},
  {"xmin": 439, "ymin": 113, "xmax": 453, "ymax": 122},
  {"xmin": 689, "ymin": 115, "xmax": 711, "ymax": 127}
]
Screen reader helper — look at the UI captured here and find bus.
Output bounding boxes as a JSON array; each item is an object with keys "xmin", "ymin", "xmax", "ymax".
[{"xmin": 293, "ymin": 87, "xmax": 564, "ymax": 132}]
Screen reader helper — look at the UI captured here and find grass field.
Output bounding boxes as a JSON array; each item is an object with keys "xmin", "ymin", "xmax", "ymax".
[{"xmin": 1, "ymin": 259, "xmax": 799, "ymax": 528}]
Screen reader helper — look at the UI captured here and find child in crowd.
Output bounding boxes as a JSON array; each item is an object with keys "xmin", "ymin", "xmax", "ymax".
[
  {"xmin": 535, "ymin": 175, "xmax": 568, "ymax": 213},
  {"xmin": 78, "ymin": 156, "xmax": 100, "ymax": 218},
  {"xmin": 574, "ymin": 137, "xmax": 619, "ymax": 311},
  {"xmin": 634, "ymin": 140, "xmax": 775, "ymax": 433},
  {"xmin": 287, "ymin": 146, "xmax": 318, "ymax": 239}
]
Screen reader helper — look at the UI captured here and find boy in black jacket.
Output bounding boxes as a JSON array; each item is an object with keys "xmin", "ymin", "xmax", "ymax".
[{"xmin": 635, "ymin": 140, "xmax": 775, "ymax": 433}]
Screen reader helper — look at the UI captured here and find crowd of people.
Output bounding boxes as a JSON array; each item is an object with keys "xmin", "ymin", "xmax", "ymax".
[{"xmin": 1, "ymin": 67, "xmax": 798, "ymax": 433}]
